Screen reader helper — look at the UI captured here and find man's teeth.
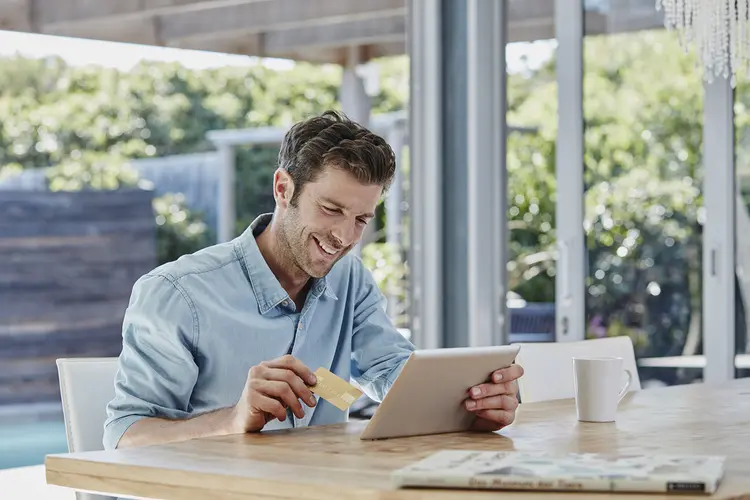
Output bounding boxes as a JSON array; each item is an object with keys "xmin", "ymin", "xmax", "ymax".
[{"xmin": 317, "ymin": 238, "xmax": 336, "ymax": 255}]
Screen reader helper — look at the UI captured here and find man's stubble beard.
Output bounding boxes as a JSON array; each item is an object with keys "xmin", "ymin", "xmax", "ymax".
[
  {"xmin": 277, "ymin": 205, "xmax": 312, "ymax": 279},
  {"xmin": 279, "ymin": 204, "xmax": 346, "ymax": 280}
]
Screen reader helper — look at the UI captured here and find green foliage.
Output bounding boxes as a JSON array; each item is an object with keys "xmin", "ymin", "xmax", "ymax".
[
  {"xmin": 0, "ymin": 163, "xmax": 22, "ymax": 182},
  {"xmin": 46, "ymin": 151, "xmax": 140, "ymax": 191},
  {"xmin": 0, "ymin": 57, "xmax": 345, "ymax": 170},
  {"xmin": 505, "ymin": 43, "xmax": 559, "ymax": 303},
  {"xmin": 586, "ymin": 315, "xmax": 650, "ymax": 355},
  {"xmin": 234, "ymin": 145, "xmax": 280, "ymax": 234},
  {"xmin": 368, "ymin": 56, "xmax": 409, "ymax": 115},
  {"xmin": 505, "ymin": 30, "xmax": 708, "ymax": 356},
  {"xmin": 154, "ymin": 193, "xmax": 213, "ymax": 265},
  {"xmin": 361, "ymin": 242, "xmax": 409, "ymax": 327},
  {"xmin": 583, "ymin": 32, "xmax": 705, "ymax": 356},
  {"xmin": 506, "ymin": 131, "xmax": 557, "ymax": 302}
]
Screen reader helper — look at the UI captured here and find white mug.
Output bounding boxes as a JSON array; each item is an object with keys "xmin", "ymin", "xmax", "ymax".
[{"xmin": 572, "ymin": 356, "xmax": 632, "ymax": 422}]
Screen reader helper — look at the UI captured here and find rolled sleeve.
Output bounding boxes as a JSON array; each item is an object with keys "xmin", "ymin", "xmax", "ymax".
[
  {"xmin": 103, "ymin": 273, "xmax": 200, "ymax": 450},
  {"xmin": 350, "ymin": 259, "xmax": 415, "ymax": 402}
]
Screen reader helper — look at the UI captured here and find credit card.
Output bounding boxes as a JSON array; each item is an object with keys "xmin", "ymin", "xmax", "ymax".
[{"xmin": 309, "ymin": 367, "xmax": 363, "ymax": 411}]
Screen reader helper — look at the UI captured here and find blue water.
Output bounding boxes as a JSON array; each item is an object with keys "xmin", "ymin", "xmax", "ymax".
[{"xmin": 0, "ymin": 420, "xmax": 69, "ymax": 469}]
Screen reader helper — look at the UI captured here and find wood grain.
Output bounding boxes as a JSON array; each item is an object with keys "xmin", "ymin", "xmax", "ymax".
[
  {"xmin": 0, "ymin": 189, "xmax": 156, "ymax": 406},
  {"xmin": 45, "ymin": 378, "xmax": 750, "ymax": 499}
]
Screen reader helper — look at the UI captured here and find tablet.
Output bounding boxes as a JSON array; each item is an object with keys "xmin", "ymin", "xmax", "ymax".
[{"xmin": 359, "ymin": 344, "xmax": 521, "ymax": 440}]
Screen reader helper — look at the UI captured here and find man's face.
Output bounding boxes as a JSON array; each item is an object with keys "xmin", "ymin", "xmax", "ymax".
[{"xmin": 277, "ymin": 165, "xmax": 382, "ymax": 278}]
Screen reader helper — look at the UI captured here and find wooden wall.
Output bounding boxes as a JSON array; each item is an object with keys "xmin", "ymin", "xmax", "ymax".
[{"xmin": 0, "ymin": 189, "xmax": 156, "ymax": 406}]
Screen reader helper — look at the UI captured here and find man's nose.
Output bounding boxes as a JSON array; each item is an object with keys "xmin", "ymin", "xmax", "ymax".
[{"xmin": 331, "ymin": 219, "xmax": 360, "ymax": 247}]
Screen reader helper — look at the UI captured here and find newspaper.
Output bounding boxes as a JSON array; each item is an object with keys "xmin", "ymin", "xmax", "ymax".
[{"xmin": 392, "ymin": 450, "xmax": 726, "ymax": 494}]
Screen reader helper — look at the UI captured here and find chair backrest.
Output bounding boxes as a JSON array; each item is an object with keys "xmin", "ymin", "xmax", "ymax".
[
  {"xmin": 56, "ymin": 357, "xmax": 119, "ymax": 500},
  {"xmin": 513, "ymin": 336, "xmax": 641, "ymax": 404}
]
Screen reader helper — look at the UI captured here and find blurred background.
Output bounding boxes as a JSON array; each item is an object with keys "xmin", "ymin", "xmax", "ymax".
[{"xmin": 0, "ymin": 0, "xmax": 747, "ymax": 471}]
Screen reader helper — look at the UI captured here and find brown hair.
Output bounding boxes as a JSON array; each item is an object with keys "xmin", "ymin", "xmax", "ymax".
[{"xmin": 277, "ymin": 110, "xmax": 396, "ymax": 205}]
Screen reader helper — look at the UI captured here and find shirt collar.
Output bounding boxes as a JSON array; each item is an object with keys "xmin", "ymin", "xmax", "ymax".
[{"xmin": 236, "ymin": 213, "xmax": 337, "ymax": 315}]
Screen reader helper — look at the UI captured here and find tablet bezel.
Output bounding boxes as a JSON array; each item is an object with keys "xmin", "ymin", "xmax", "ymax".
[{"xmin": 359, "ymin": 344, "xmax": 521, "ymax": 440}]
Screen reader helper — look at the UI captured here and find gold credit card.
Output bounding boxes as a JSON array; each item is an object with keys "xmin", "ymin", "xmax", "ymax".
[{"xmin": 309, "ymin": 367, "xmax": 363, "ymax": 411}]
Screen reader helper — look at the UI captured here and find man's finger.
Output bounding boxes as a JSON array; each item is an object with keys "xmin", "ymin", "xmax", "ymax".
[
  {"xmin": 252, "ymin": 392, "xmax": 288, "ymax": 421},
  {"xmin": 468, "ymin": 381, "xmax": 515, "ymax": 399},
  {"xmin": 267, "ymin": 355, "xmax": 318, "ymax": 385},
  {"xmin": 254, "ymin": 380, "xmax": 305, "ymax": 418},
  {"xmin": 465, "ymin": 394, "xmax": 518, "ymax": 412},
  {"xmin": 259, "ymin": 367, "xmax": 317, "ymax": 407},
  {"xmin": 490, "ymin": 364, "xmax": 524, "ymax": 384}
]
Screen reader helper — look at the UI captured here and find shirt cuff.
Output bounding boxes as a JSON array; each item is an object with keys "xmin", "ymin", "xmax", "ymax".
[{"xmin": 103, "ymin": 414, "xmax": 146, "ymax": 450}]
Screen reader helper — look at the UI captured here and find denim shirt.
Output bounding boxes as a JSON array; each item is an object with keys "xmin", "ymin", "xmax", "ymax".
[{"xmin": 103, "ymin": 213, "xmax": 415, "ymax": 450}]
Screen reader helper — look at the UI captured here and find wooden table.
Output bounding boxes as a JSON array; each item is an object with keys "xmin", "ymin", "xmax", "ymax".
[{"xmin": 45, "ymin": 379, "xmax": 750, "ymax": 499}]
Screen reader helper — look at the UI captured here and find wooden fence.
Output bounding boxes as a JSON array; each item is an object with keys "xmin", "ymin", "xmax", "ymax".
[
  {"xmin": 0, "ymin": 152, "xmax": 222, "ymax": 235},
  {"xmin": 0, "ymin": 189, "xmax": 156, "ymax": 406}
]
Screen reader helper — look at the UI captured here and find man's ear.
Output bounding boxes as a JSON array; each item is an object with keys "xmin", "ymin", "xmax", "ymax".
[{"xmin": 273, "ymin": 168, "xmax": 295, "ymax": 208}]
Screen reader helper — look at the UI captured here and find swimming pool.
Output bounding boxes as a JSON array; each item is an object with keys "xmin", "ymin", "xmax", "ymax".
[{"xmin": 0, "ymin": 420, "xmax": 69, "ymax": 470}]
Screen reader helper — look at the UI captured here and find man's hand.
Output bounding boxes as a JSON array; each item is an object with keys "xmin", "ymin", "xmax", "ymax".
[
  {"xmin": 465, "ymin": 364, "xmax": 524, "ymax": 432},
  {"xmin": 231, "ymin": 355, "xmax": 318, "ymax": 433}
]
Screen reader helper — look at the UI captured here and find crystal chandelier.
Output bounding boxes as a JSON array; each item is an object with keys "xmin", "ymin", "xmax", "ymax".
[{"xmin": 656, "ymin": 0, "xmax": 750, "ymax": 87}]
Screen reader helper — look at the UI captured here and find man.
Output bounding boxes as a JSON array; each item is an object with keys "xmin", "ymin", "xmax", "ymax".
[{"xmin": 103, "ymin": 111, "xmax": 523, "ymax": 450}]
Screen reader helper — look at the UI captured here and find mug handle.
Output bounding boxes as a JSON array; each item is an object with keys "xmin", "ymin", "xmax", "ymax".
[{"xmin": 617, "ymin": 369, "xmax": 633, "ymax": 403}]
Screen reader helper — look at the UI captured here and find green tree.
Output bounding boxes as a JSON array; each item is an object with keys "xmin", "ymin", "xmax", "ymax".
[
  {"xmin": 0, "ymin": 55, "xmax": 404, "ymax": 230},
  {"xmin": 506, "ymin": 30, "xmax": 705, "ymax": 357}
]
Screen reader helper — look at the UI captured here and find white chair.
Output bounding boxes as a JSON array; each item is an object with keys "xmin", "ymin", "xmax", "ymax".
[
  {"xmin": 513, "ymin": 336, "xmax": 641, "ymax": 404},
  {"xmin": 56, "ymin": 357, "xmax": 119, "ymax": 500}
]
